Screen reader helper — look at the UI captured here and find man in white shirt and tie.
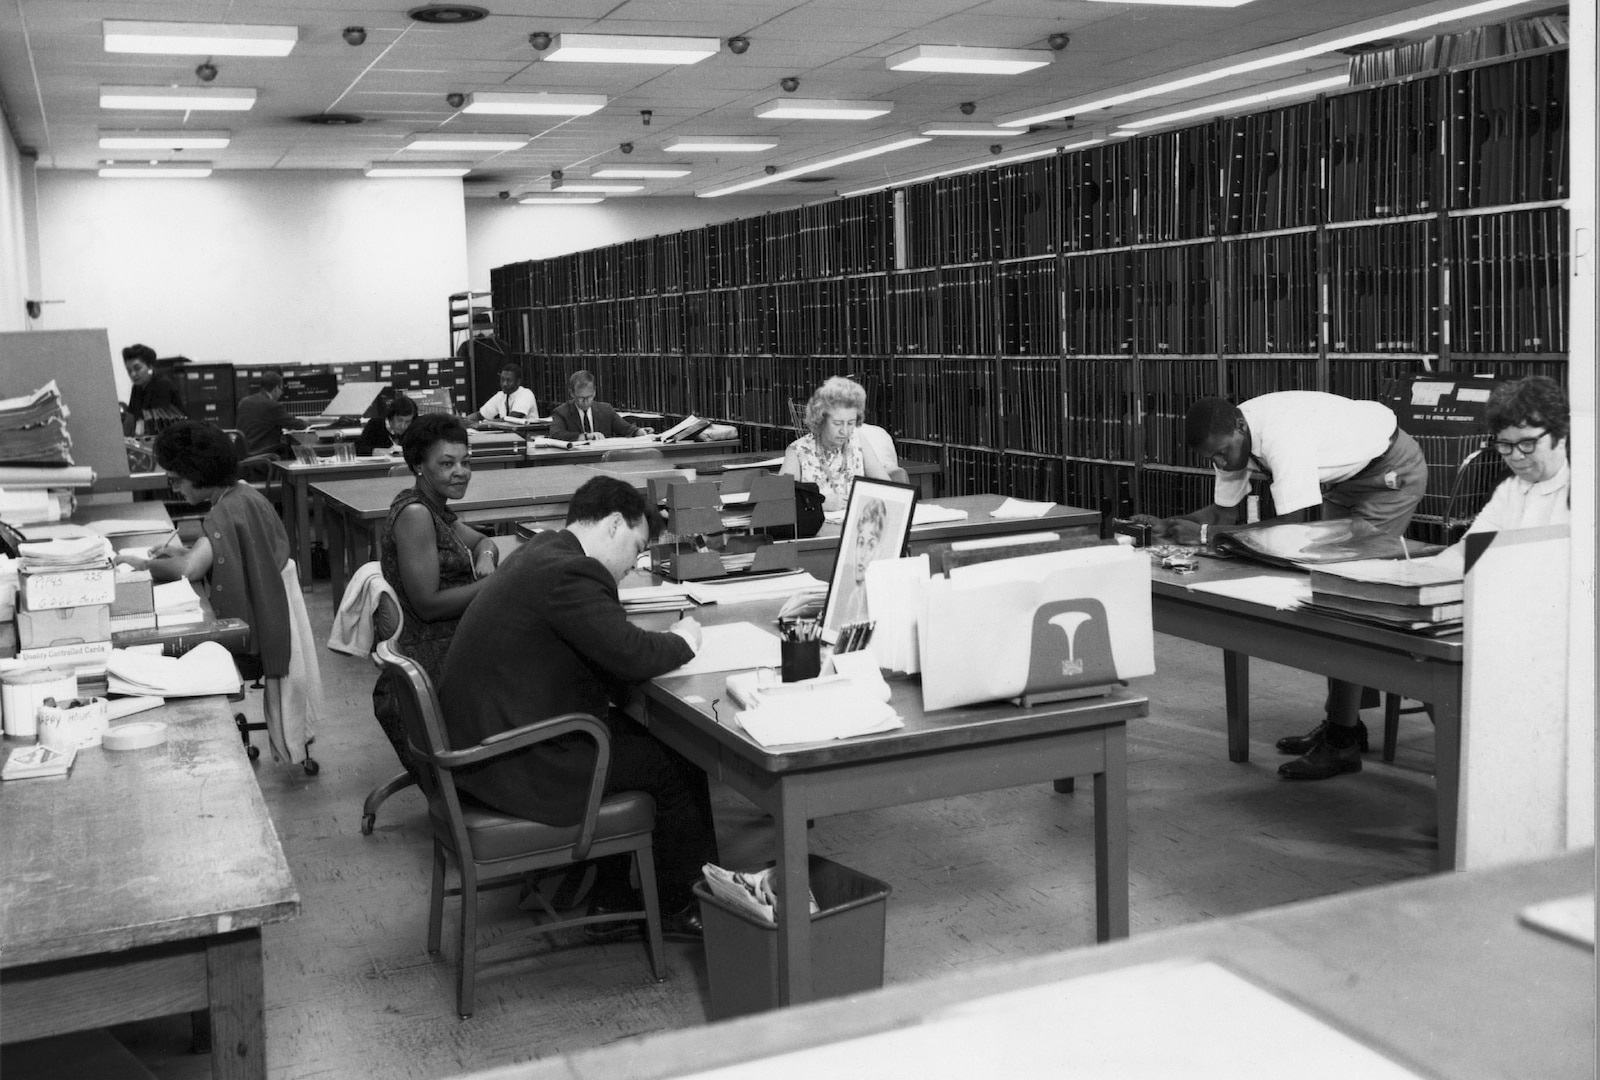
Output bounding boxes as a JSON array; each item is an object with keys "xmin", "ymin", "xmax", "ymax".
[
  {"xmin": 549, "ymin": 369, "xmax": 654, "ymax": 442},
  {"xmin": 467, "ymin": 362, "xmax": 537, "ymax": 426}
]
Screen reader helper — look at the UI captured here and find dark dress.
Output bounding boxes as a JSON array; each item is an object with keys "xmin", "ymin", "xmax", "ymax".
[{"xmin": 373, "ymin": 487, "xmax": 475, "ymax": 780}]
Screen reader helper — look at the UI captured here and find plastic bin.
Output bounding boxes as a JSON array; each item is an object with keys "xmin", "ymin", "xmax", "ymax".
[{"xmin": 693, "ymin": 854, "xmax": 891, "ymax": 1020}]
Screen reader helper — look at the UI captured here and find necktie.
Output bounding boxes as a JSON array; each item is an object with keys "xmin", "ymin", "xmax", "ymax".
[{"xmin": 582, "ymin": 410, "xmax": 593, "ymax": 435}]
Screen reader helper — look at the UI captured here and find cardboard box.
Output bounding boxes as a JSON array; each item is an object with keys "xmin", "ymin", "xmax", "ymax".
[
  {"xmin": 16, "ymin": 603, "xmax": 112, "ymax": 650},
  {"xmin": 20, "ymin": 566, "xmax": 116, "ymax": 611},
  {"xmin": 112, "ymin": 569, "xmax": 155, "ymax": 616},
  {"xmin": 14, "ymin": 639, "xmax": 114, "ymax": 677}
]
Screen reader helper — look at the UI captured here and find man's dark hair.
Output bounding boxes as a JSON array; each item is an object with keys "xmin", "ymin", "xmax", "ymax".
[
  {"xmin": 1184, "ymin": 397, "xmax": 1242, "ymax": 449},
  {"xmin": 401, "ymin": 412, "xmax": 471, "ymax": 470},
  {"xmin": 258, "ymin": 370, "xmax": 284, "ymax": 392},
  {"xmin": 567, "ymin": 476, "xmax": 658, "ymax": 536},
  {"xmin": 122, "ymin": 343, "xmax": 157, "ymax": 366},
  {"xmin": 499, "ymin": 361, "xmax": 522, "ymax": 377},
  {"xmin": 154, "ymin": 420, "xmax": 238, "ymax": 488},
  {"xmin": 568, "ymin": 369, "xmax": 597, "ymax": 393},
  {"xmin": 1485, "ymin": 376, "xmax": 1568, "ymax": 447},
  {"xmin": 385, "ymin": 395, "xmax": 419, "ymax": 421}
]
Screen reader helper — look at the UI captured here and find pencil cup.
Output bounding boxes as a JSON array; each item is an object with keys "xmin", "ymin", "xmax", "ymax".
[{"xmin": 780, "ymin": 639, "xmax": 822, "ymax": 683}]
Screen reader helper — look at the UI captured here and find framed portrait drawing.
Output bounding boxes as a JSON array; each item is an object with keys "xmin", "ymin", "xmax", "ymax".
[{"xmin": 821, "ymin": 476, "xmax": 918, "ymax": 645}]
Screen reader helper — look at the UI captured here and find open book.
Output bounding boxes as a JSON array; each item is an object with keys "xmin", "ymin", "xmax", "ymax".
[
  {"xmin": 1213, "ymin": 520, "xmax": 1441, "ymax": 568},
  {"xmin": 658, "ymin": 415, "xmax": 711, "ymax": 443}
]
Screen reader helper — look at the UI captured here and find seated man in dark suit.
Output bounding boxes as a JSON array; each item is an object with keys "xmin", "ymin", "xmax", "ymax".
[
  {"xmin": 548, "ymin": 369, "xmax": 655, "ymax": 442},
  {"xmin": 235, "ymin": 370, "xmax": 310, "ymax": 458},
  {"xmin": 438, "ymin": 475, "xmax": 716, "ymax": 939}
]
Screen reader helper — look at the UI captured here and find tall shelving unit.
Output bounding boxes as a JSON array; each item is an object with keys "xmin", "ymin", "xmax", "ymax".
[{"xmin": 491, "ymin": 40, "xmax": 1569, "ymax": 538}]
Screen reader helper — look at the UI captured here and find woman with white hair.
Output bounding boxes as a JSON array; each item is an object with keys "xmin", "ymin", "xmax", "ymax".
[{"xmin": 780, "ymin": 376, "xmax": 893, "ymax": 511}]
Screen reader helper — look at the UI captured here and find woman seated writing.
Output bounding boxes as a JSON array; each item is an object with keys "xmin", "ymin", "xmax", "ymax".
[
  {"xmin": 374, "ymin": 413, "xmax": 500, "ymax": 777},
  {"xmin": 121, "ymin": 421, "xmax": 323, "ymax": 764},
  {"xmin": 354, "ymin": 394, "xmax": 418, "ymax": 457},
  {"xmin": 780, "ymin": 376, "xmax": 900, "ymax": 512}
]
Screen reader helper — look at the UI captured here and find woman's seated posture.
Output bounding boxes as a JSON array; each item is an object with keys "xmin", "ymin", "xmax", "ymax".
[
  {"xmin": 374, "ymin": 413, "xmax": 500, "ymax": 777},
  {"xmin": 353, "ymin": 393, "xmax": 418, "ymax": 456},
  {"xmin": 122, "ymin": 421, "xmax": 323, "ymax": 764},
  {"xmin": 780, "ymin": 376, "xmax": 894, "ymax": 512}
]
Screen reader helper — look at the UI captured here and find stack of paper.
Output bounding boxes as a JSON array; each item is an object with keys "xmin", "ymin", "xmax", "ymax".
[
  {"xmin": 663, "ymin": 622, "xmax": 782, "ymax": 677},
  {"xmin": 0, "ymin": 489, "xmax": 64, "ymax": 524},
  {"xmin": 989, "ymin": 497, "xmax": 1056, "ymax": 520},
  {"xmin": 618, "ymin": 582, "xmax": 696, "ymax": 615},
  {"xmin": 862, "ymin": 555, "xmax": 930, "ymax": 674},
  {"xmin": 17, "ymin": 535, "xmax": 113, "ymax": 569},
  {"xmin": 684, "ymin": 571, "xmax": 826, "ymax": 606},
  {"xmin": 153, "ymin": 578, "xmax": 205, "ymax": 628},
  {"xmin": 106, "ymin": 641, "xmax": 239, "ymax": 697},
  {"xmin": 0, "ymin": 381, "xmax": 75, "ymax": 467},
  {"xmin": 732, "ymin": 681, "xmax": 902, "ymax": 748},
  {"xmin": 912, "ymin": 503, "xmax": 969, "ymax": 526}
]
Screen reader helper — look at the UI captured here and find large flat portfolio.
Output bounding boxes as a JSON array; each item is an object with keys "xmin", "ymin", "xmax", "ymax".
[{"xmin": 918, "ymin": 545, "xmax": 1154, "ymax": 712}]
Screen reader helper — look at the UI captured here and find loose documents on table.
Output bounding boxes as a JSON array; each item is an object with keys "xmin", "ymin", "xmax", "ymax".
[
  {"xmin": 988, "ymin": 497, "xmax": 1056, "ymax": 520},
  {"xmin": 1183, "ymin": 575, "xmax": 1312, "ymax": 611},
  {"xmin": 665, "ymin": 622, "xmax": 782, "ymax": 678}
]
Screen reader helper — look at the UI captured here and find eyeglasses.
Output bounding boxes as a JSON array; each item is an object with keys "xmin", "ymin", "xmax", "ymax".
[{"xmin": 1490, "ymin": 431, "xmax": 1547, "ymax": 456}]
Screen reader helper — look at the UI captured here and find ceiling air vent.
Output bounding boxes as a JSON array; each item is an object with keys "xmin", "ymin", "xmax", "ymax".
[
  {"xmin": 408, "ymin": 5, "xmax": 489, "ymax": 24},
  {"xmin": 300, "ymin": 113, "xmax": 365, "ymax": 126}
]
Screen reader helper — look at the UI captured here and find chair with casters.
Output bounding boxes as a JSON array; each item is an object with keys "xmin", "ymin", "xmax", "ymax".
[
  {"xmin": 600, "ymin": 447, "xmax": 664, "ymax": 463},
  {"xmin": 361, "ymin": 589, "xmax": 416, "ymax": 835},
  {"xmin": 375, "ymin": 640, "xmax": 666, "ymax": 1017},
  {"xmin": 222, "ymin": 428, "xmax": 282, "ymax": 500},
  {"xmin": 230, "ymin": 652, "xmax": 321, "ymax": 775}
]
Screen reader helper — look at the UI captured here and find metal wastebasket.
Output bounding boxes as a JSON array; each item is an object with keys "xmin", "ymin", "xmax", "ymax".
[{"xmin": 693, "ymin": 854, "xmax": 891, "ymax": 1020}]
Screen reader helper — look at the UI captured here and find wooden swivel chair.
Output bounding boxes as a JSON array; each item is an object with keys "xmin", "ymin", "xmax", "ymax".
[{"xmin": 375, "ymin": 641, "xmax": 666, "ymax": 1017}]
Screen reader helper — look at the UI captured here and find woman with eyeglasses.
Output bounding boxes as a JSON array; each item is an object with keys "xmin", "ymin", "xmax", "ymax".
[
  {"xmin": 1441, "ymin": 376, "xmax": 1570, "ymax": 557},
  {"xmin": 780, "ymin": 376, "xmax": 893, "ymax": 512}
]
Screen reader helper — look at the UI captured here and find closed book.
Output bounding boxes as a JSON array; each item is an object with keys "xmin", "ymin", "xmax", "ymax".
[
  {"xmin": 1306, "ymin": 590, "xmax": 1462, "ymax": 624},
  {"xmin": 1308, "ymin": 559, "xmax": 1463, "ymax": 605},
  {"xmin": 111, "ymin": 612, "xmax": 159, "ymax": 633}
]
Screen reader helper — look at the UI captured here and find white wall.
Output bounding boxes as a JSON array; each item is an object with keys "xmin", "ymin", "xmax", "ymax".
[
  {"xmin": 464, "ymin": 194, "xmax": 811, "ymax": 292},
  {"xmin": 34, "ymin": 171, "xmax": 468, "ymax": 396},
  {"xmin": 0, "ymin": 116, "xmax": 33, "ymax": 334}
]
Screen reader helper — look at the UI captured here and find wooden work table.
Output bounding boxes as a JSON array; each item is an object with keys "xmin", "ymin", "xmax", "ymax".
[{"xmin": 0, "ymin": 695, "xmax": 299, "ymax": 1079}]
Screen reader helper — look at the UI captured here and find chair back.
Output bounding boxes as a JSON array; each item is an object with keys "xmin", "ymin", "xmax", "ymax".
[
  {"xmin": 373, "ymin": 589, "xmax": 403, "ymax": 648},
  {"xmin": 374, "ymin": 639, "xmax": 615, "ymax": 862},
  {"xmin": 601, "ymin": 447, "xmax": 664, "ymax": 463}
]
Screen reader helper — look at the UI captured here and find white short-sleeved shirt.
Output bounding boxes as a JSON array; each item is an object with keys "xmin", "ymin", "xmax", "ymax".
[
  {"xmin": 1214, "ymin": 392, "xmax": 1397, "ymax": 515},
  {"xmin": 479, "ymin": 386, "xmax": 537, "ymax": 421},
  {"xmin": 1466, "ymin": 462, "xmax": 1571, "ymax": 537}
]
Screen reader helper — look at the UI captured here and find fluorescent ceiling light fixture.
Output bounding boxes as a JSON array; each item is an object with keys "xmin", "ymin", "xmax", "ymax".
[
  {"xmin": 542, "ymin": 33, "xmax": 719, "ymax": 65},
  {"xmin": 1118, "ymin": 75, "xmax": 1349, "ymax": 130},
  {"xmin": 1081, "ymin": 0, "xmax": 1254, "ymax": 5},
  {"xmin": 519, "ymin": 195, "xmax": 606, "ymax": 205},
  {"xmin": 99, "ymin": 163, "xmax": 213, "ymax": 178},
  {"xmin": 550, "ymin": 181, "xmax": 645, "ymax": 193},
  {"xmin": 99, "ymin": 129, "xmax": 230, "ymax": 149},
  {"xmin": 404, "ymin": 132, "xmax": 529, "ymax": 151},
  {"xmin": 103, "ymin": 20, "xmax": 297, "ymax": 56},
  {"xmin": 664, "ymin": 136, "xmax": 777, "ymax": 153},
  {"xmin": 755, "ymin": 99, "xmax": 893, "ymax": 121},
  {"xmin": 996, "ymin": 0, "xmax": 1537, "ymax": 128},
  {"xmin": 590, "ymin": 165, "xmax": 691, "ymax": 178},
  {"xmin": 101, "ymin": 86, "xmax": 256, "ymax": 111},
  {"xmin": 887, "ymin": 45, "xmax": 1051, "ymax": 75},
  {"xmin": 700, "ymin": 134, "xmax": 929, "ymax": 198},
  {"xmin": 918, "ymin": 122, "xmax": 1024, "ymax": 137},
  {"xmin": 838, "ymin": 139, "xmax": 1102, "ymax": 197},
  {"xmin": 462, "ymin": 92, "xmax": 608, "ymax": 117},
  {"xmin": 364, "ymin": 164, "xmax": 472, "ymax": 177}
]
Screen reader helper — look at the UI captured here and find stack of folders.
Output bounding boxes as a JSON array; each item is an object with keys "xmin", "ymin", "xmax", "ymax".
[
  {"xmin": 153, "ymin": 579, "xmax": 205, "ymax": 629},
  {"xmin": 1303, "ymin": 558, "xmax": 1463, "ymax": 636},
  {"xmin": 724, "ymin": 669, "xmax": 900, "ymax": 749},
  {"xmin": 617, "ymin": 582, "xmax": 695, "ymax": 616}
]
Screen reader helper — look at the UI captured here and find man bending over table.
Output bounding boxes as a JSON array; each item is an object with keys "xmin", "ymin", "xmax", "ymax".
[
  {"xmin": 439, "ymin": 476, "xmax": 715, "ymax": 939},
  {"xmin": 1135, "ymin": 391, "xmax": 1427, "ymax": 781}
]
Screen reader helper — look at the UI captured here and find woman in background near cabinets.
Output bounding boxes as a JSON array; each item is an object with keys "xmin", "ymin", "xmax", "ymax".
[{"xmin": 780, "ymin": 376, "xmax": 895, "ymax": 512}]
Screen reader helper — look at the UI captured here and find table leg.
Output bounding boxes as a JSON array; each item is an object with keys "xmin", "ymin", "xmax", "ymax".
[
  {"xmin": 1223, "ymin": 649, "xmax": 1251, "ymax": 763},
  {"xmin": 326, "ymin": 508, "xmax": 349, "ymax": 602},
  {"xmin": 293, "ymin": 477, "xmax": 312, "ymax": 589},
  {"xmin": 205, "ymin": 928, "xmax": 266, "ymax": 1080},
  {"xmin": 1432, "ymin": 688, "xmax": 1462, "ymax": 873},
  {"xmin": 773, "ymin": 782, "xmax": 813, "ymax": 1006},
  {"xmin": 1093, "ymin": 727, "xmax": 1130, "ymax": 942}
]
